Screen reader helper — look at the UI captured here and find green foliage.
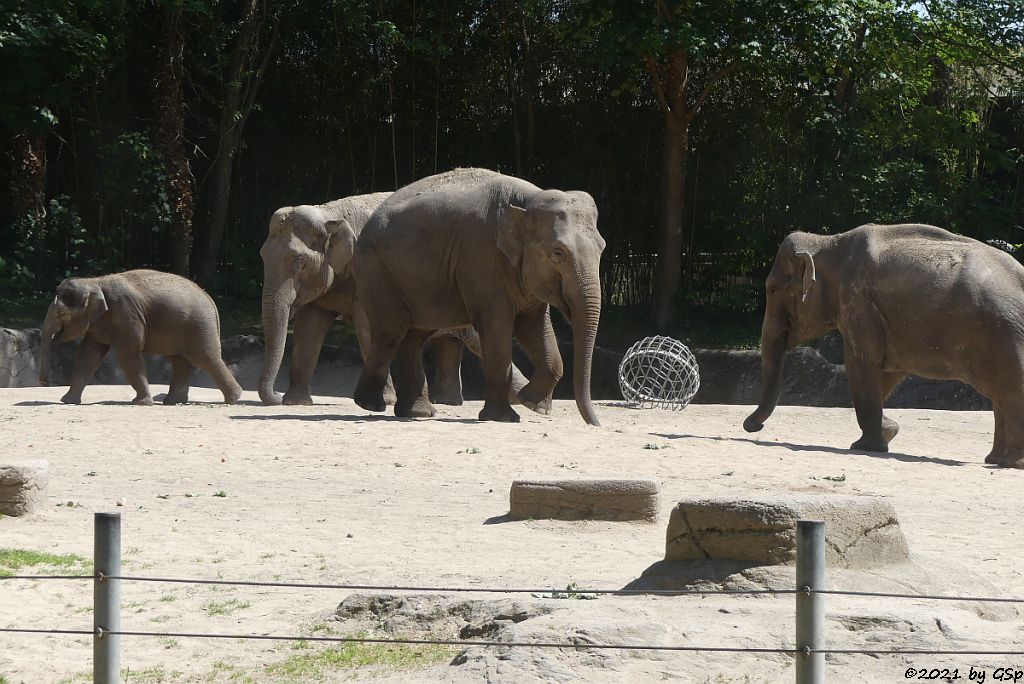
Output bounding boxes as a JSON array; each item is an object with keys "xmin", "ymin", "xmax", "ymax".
[
  {"xmin": 0, "ymin": 0, "xmax": 1021, "ymax": 343},
  {"xmin": 0, "ymin": 195, "xmax": 101, "ymax": 293},
  {"xmin": 264, "ymin": 632, "xmax": 454, "ymax": 681}
]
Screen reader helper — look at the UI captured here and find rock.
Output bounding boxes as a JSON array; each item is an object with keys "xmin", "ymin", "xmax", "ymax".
[
  {"xmin": 509, "ymin": 479, "xmax": 659, "ymax": 522},
  {"xmin": 0, "ymin": 460, "xmax": 49, "ymax": 516},
  {"xmin": 0, "ymin": 328, "xmax": 41, "ymax": 388},
  {"xmin": 664, "ymin": 495, "xmax": 909, "ymax": 569}
]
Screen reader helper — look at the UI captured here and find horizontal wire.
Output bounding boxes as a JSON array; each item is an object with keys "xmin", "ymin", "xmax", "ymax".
[
  {"xmin": 7, "ymin": 575, "xmax": 1024, "ymax": 605},
  {"xmin": 5, "ymin": 627, "xmax": 1024, "ymax": 657},
  {"xmin": 816, "ymin": 589, "xmax": 1024, "ymax": 603},
  {"xmin": 0, "ymin": 574, "xmax": 797, "ymax": 596},
  {"xmin": 0, "ymin": 627, "xmax": 796, "ymax": 653}
]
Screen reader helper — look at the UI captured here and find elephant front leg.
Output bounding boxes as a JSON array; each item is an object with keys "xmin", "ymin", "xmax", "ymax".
[
  {"xmin": 476, "ymin": 318, "xmax": 519, "ymax": 423},
  {"xmin": 393, "ymin": 329, "xmax": 437, "ymax": 418},
  {"xmin": 986, "ymin": 395, "xmax": 1024, "ymax": 468},
  {"xmin": 846, "ymin": 360, "xmax": 894, "ymax": 452},
  {"xmin": 429, "ymin": 334, "xmax": 464, "ymax": 406},
  {"xmin": 352, "ymin": 299, "xmax": 405, "ymax": 413},
  {"xmin": 62, "ymin": 337, "xmax": 110, "ymax": 404},
  {"xmin": 985, "ymin": 404, "xmax": 1009, "ymax": 465},
  {"xmin": 512, "ymin": 305, "xmax": 562, "ymax": 416},
  {"xmin": 116, "ymin": 348, "xmax": 153, "ymax": 406},
  {"xmin": 285, "ymin": 304, "xmax": 336, "ymax": 406}
]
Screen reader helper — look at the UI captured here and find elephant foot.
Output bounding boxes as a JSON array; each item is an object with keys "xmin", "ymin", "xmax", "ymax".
[
  {"xmin": 521, "ymin": 396, "xmax": 552, "ymax": 415},
  {"xmin": 354, "ymin": 383, "xmax": 387, "ymax": 413},
  {"xmin": 851, "ymin": 435, "xmax": 888, "ymax": 452},
  {"xmin": 430, "ymin": 386, "xmax": 464, "ymax": 406},
  {"xmin": 223, "ymin": 385, "xmax": 242, "ymax": 405},
  {"xmin": 479, "ymin": 402, "xmax": 520, "ymax": 423},
  {"xmin": 383, "ymin": 378, "xmax": 398, "ymax": 406},
  {"xmin": 517, "ymin": 383, "xmax": 553, "ymax": 415},
  {"xmin": 881, "ymin": 416, "xmax": 900, "ymax": 444},
  {"xmin": 395, "ymin": 397, "xmax": 437, "ymax": 418},
  {"xmin": 985, "ymin": 450, "xmax": 1010, "ymax": 465},
  {"xmin": 132, "ymin": 395, "xmax": 155, "ymax": 406},
  {"xmin": 998, "ymin": 455, "xmax": 1024, "ymax": 469},
  {"xmin": 163, "ymin": 394, "xmax": 189, "ymax": 406},
  {"xmin": 742, "ymin": 416, "xmax": 764, "ymax": 433},
  {"xmin": 283, "ymin": 391, "xmax": 314, "ymax": 406},
  {"xmin": 60, "ymin": 392, "xmax": 82, "ymax": 405}
]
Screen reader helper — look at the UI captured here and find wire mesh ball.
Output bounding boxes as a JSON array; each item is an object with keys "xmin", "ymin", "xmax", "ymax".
[{"xmin": 618, "ymin": 336, "xmax": 700, "ymax": 410}]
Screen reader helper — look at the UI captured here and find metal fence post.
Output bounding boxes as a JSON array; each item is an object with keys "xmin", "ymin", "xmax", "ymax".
[
  {"xmin": 796, "ymin": 519, "xmax": 825, "ymax": 684},
  {"xmin": 94, "ymin": 512, "xmax": 121, "ymax": 684}
]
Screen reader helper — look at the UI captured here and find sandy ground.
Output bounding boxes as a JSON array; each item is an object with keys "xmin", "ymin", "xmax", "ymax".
[{"xmin": 1, "ymin": 385, "xmax": 1023, "ymax": 683}]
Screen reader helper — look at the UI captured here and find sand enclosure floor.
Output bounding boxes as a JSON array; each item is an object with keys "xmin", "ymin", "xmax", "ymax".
[{"xmin": 1, "ymin": 386, "xmax": 1023, "ymax": 682}]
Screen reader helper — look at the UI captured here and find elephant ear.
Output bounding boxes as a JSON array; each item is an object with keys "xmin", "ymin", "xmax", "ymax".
[
  {"xmin": 497, "ymin": 203, "xmax": 528, "ymax": 266},
  {"xmin": 324, "ymin": 218, "xmax": 357, "ymax": 278},
  {"xmin": 85, "ymin": 287, "xmax": 109, "ymax": 324},
  {"xmin": 794, "ymin": 251, "xmax": 816, "ymax": 302}
]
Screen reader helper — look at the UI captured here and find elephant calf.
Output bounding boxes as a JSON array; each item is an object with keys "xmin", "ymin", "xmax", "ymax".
[
  {"xmin": 39, "ymin": 270, "xmax": 242, "ymax": 406},
  {"xmin": 744, "ymin": 223, "xmax": 1024, "ymax": 467}
]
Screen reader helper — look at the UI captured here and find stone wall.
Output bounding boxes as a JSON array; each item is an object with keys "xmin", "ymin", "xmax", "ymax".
[{"xmin": 0, "ymin": 326, "xmax": 991, "ymax": 410}]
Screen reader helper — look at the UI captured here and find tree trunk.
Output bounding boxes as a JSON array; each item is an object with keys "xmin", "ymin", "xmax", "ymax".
[
  {"xmin": 152, "ymin": 4, "xmax": 193, "ymax": 277},
  {"xmin": 651, "ymin": 120, "xmax": 687, "ymax": 328},
  {"xmin": 195, "ymin": 0, "xmax": 278, "ymax": 287},
  {"xmin": 2, "ymin": 132, "xmax": 47, "ymax": 226}
]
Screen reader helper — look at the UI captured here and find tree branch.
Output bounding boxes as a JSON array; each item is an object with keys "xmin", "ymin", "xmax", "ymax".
[
  {"xmin": 644, "ymin": 55, "xmax": 672, "ymax": 116},
  {"xmin": 685, "ymin": 59, "xmax": 738, "ymax": 124}
]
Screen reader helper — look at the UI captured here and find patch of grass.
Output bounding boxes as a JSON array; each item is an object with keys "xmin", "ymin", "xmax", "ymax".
[
  {"xmin": 642, "ymin": 443, "xmax": 671, "ymax": 450},
  {"xmin": 56, "ymin": 671, "xmax": 92, "ymax": 684},
  {"xmin": 457, "ymin": 447, "xmax": 481, "ymax": 454},
  {"xmin": 545, "ymin": 581, "xmax": 597, "ymax": 600},
  {"xmin": 212, "ymin": 490, "xmax": 228, "ymax": 498},
  {"xmin": 208, "ymin": 660, "xmax": 255, "ymax": 683},
  {"xmin": 121, "ymin": 665, "xmax": 181, "ymax": 683},
  {"xmin": 265, "ymin": 633, "xmax": 454, "ymax": 681},
  {"xmin": 204, "ymin": 598, "xmax": 251, "ymax": 616},
  {"xmin": 0, "ymin": 548, "xmax": 90, "ymax": 577},
  {"xmin": 822, "ymin": 474, "xmax": 847, "ymax": 482}
]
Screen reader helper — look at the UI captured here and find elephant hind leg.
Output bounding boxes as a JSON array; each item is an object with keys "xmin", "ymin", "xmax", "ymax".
[
  {"xmin": 190, "ymin": 351, "xmax": 242, "ymax": 404},
  {"xmin": 394, "ymin": 329, "xmax": 437, "ymax": 418},
  {"xmin": 986, "ymin": 395, "xmax": 1024, "ymax": 468},
  {"xmin": 985, "ymin": 403, "xmax": 1008, "ymax": 465},
  {"xmin": 164, "ymin": 356, "xmax": 192, "ymax": 405},
  {"xmin": 429, "ymin": 334, "xmax": 464, "ymax": 406}
]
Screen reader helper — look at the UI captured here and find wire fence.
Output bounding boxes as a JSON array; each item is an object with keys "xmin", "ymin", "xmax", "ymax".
[{"xmin": 5, "ymin": 515, "xmax": 1024, "ymax": 683}]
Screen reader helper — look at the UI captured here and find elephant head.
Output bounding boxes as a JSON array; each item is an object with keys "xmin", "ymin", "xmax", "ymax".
[
  {"xmin": 258, "ymin": 206, "xmax": 357, "ymax": 404},
  {"xmin": 39, "ymin": 278, "xmax": 108, "ymax": 386},
  {"xmin": 744, "ymin": 232, "xmax": 836, "ymax": 433},
  {"xmin": 498, "ymin": 190, "xmax": 606, "ymax": 426}
]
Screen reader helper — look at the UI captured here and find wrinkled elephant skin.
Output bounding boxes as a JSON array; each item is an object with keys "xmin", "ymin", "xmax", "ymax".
[
  {"xmin": 745, "ymin": 223, "xmax": 1024, "ymax": 467},
  {"xmin": 39, "ymin": 270, "xmax": 241, "ymax": 406},
  {"xmin": 352, "ymin": 168, "xmax": 605, "ymax": 425}
]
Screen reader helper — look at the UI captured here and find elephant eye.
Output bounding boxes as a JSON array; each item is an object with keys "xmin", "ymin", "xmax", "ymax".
[{"xmin": 551, "ymin": 247, "xmax": 567, "ymax": 262}]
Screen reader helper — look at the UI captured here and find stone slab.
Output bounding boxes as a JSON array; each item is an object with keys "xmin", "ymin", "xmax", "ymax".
[
  {"xmin": 509, "ymin": 479, "xmax": 659, "ymax": 522},
  {"xmin": 665, "ymin": 494, "xmax": 909, "ymax": 569},
  {"xmin": 0, "ymin": 460, "xmax": 49, "ymax": 516}
]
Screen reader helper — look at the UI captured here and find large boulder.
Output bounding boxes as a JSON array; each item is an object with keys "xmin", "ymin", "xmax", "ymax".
[
  {"xmin": 664, "ymin": 494, "xmax": 909, "ymax": 569},
  {"xmin": 0, "ymin": 460, "xmax": 49, "ymax": 516}
]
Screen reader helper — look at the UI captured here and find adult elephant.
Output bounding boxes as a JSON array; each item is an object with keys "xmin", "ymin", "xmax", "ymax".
[
  {"xmin": 258, "ymin": 193, "xmax": 530, "ymax": 406},
  {"xmin": 743, "ymin": 223, "xmax": 1024, "ymax": 467},
  {"xmin": 353, "ymin": 168, "xmax": 605, "ymax": 426}
]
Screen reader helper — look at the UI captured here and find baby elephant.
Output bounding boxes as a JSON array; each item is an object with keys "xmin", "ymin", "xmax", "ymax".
[{"xmin": 39, "ymin": 270, "xmax": 242, "ymax": 405}]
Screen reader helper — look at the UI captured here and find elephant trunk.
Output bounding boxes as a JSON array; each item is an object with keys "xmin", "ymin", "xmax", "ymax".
[
  {"xmin": 259, "ymin": 277, "xmax": 297, "ymax": 405},
  {"xmin": 743, "ymin": 311, "xmax": 788, "ymax": 432},
  {"xmin": 569, "ymin": 262, "xmax": 602, "ymax": 427},
  {"xmin": 38, "ymin": 304, "xmax": 61, "ymax": 386}
]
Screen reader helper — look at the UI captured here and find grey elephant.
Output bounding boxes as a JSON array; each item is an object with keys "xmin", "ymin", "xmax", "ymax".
[
  {"xmin": 353, "ymin": 168, "xmax": 605, "ymax": 425},
  {"xmin": 39, "ymin": 270, "xmax": 242, "ymax": 405},
  {"xmin": 258, "ymin": 193, "xmax": 530, "ymax": 406},
  {"xmin": 743, "ymin": 223, "xmax": 1024, "ymax": 467}
]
